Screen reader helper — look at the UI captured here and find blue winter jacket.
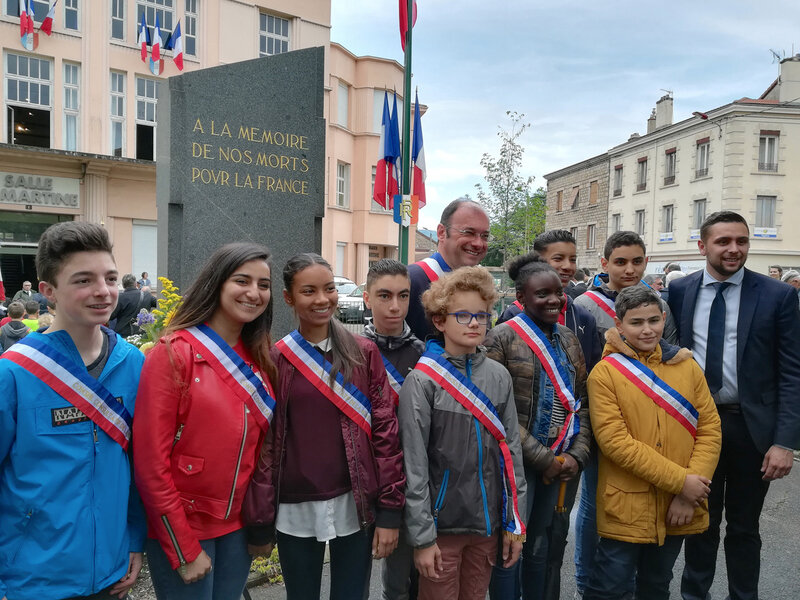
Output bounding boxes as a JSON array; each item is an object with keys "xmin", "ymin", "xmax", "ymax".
[{"xmin": 0, "ymin": 328, "xmax": 147, "ymax": 600}]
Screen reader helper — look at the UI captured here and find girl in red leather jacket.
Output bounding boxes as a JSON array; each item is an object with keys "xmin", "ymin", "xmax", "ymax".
[
  {"xmin": 244, "ymin": 253, "xmax": 405, "ymax": 600},
  {"xmin": 134, "ymin": 242, "xmax": 279, "ymax": 600}
]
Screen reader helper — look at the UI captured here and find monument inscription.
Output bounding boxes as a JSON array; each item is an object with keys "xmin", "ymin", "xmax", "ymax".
[{"xmin": 157, "ymin": 47, "xmax": 325, "ymax": 334}]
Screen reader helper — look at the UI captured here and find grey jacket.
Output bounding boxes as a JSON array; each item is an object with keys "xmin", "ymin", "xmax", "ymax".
[
  {"xmin": 0, "ymin": 321, "xmax": 29, "ymax": 352},
  {"xmin": 575, "ymin": 277, "xmax": 678, "ymax": 344},
  {"xmin": 398, "ymin": 345, "xmax": 526, "ymax": 548},
  {"xmin": 485, "ymin": 322, "xmax": 592, "ymax": 473}
]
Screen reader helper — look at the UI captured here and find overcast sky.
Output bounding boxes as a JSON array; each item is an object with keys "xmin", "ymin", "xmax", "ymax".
[{"xmin": 330, "ymin": 0, "xmax": 800, "ymax": 230}]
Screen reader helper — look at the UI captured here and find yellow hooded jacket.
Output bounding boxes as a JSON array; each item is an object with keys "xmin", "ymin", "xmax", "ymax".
[{"xmin": 588, "ymin": 328, "xmax": 722, "ymax": 546}]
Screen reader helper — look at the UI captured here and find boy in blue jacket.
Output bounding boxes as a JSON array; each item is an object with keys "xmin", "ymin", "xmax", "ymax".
[{"xmin": 0, "ymin": 222, "xmax": 146, "ymax": 600}]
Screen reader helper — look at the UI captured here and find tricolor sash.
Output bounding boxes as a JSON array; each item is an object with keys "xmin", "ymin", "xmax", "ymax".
[
  {"xmin": 506, "ymin": 313, "xmax": 581, "ymax": 454},
  {"xmin": 1, "ymin": 335, "xmax": 132, "ymax": 450},
  {"xmin": 603, "ymin": 352, "xmax": 698, "ymax": 438},
  {"xmin": 414, "ymin": 350, "xmax": 525, "ymax": 537},
  {"xmin": 513, "ymin": 300, "xmax": 524, "ymax": 311},
  {"xmin": 583, "ymin": 290, "xmax": 616, "ymax": 319},
  {"xmin": 276, "ymin": 330, "xmax": 372, "ymax": 437},
  {"xmin": 179, "ymin": 324, "xmax": 276, "ymax": 431},
  {"xmin": 382, "ymin": 355, "xmax": 404, "ymax": 407},
  {"xmin": 414, "ymin": 252, "xmax": 451, "ymax": 283}
]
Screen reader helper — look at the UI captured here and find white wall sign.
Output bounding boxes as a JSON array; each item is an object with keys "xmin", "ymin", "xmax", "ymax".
[
  {"xmin": 0, "ymin": 173, "xmax": 80, "ymax": 209},
  {"xmin": 753, "ymin": 227, "xmax": 777, "ymax": 239}
]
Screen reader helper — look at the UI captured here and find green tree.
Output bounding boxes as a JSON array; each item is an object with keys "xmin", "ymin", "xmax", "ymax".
[{"xmin": 475, "ymin": 112, "xmax": 545, "ymax": 268}]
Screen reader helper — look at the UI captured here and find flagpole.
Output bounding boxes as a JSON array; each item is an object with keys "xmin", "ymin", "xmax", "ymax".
[{"xmin": 399, "ymin": 0, "xmax": 413, "ymax": 264}]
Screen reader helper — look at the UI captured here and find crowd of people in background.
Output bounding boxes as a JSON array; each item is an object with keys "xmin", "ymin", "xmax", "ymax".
[{"xmin": 0, "ymin": 203, "xmax": 798, "ymax": 600}]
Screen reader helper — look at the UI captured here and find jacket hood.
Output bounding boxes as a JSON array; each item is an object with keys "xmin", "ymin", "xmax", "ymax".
[
  {"xmin": 363, "ymin": 321, "xmax": 425, "ymax": 353},
  {"xmin": 2, "ymin": 320, "xmax": 30, "ymax": 340},
  {"xmin": 602, "ymin": 327, "xmax": 691, "ymax": 365}
]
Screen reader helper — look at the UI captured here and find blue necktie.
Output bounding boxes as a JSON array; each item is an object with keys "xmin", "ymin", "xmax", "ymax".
[{"xmin": 705, "ymin": 281, "xmax": 731, "ymax": 395}]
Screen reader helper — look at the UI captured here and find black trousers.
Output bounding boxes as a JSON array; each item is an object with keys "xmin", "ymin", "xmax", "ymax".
[{"xmin": 681, "ymin": 408, "xmax": 770, "ymax": 600}]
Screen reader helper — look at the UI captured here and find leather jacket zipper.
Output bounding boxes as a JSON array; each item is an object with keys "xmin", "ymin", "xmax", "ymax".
[
  {"xmin": 161, "ymin": 515, "xmax": 186, "ymax": 565},
  {"xmin": 225, "ymin": 404, "xmax": 248, "ymax": 519},
  {"xmin": 172, "ymin": 424, "xmax": 184, "ymax": 448}
]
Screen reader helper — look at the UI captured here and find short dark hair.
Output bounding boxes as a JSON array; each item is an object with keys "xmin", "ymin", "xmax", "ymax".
[
  {"xmin": 603, "ymin": 231, "xmax": 646, "ymax": 260},
  {"xmin": 533, "ymin": 230, "xmax": 576, "ymax": 254},
  {"xmin": 440, "ymin": 197, "xmax": 485, "ymax": 229},
  {"xmin": 507, "ymin": 252, "xmax": 558, "ymax": 292},
  {"xmin": 582, "ymin": 267, "xmax": 592, "ymax": 277},
  {"xmin": 615, "ymin": 286, "xmax": 664, "ymax": 320},
  {"xmin": 36, "ymin": 222, "xmax": 114, "ymax": 285},
  {"xmin": 122, "ymin": 274, "xmax": 137, "ymax": 289},
  {"xmin": 141, "ymin": 272, "xmax": 148, "ymax": 278},
  {"xmin": 664, "ymin": 262, "xmax": 682, "ymax": 273},
  {"xmin": 24, "ymin": 300, "xmax": 40, "ymax": 315},
  {"xmin": 7, "ymin": 301, "xmax": 25, "ymax": 319},
  {"xmin": 700, "ymin": 211, "xmax": 749, "ymax": 241},
  {"xmin": 366, "ymin": 258, "xmax": 409, "ymax": 289},
  {"xmin": 769, "ymin": 265, "xmax": 783, "ymax": 275}
]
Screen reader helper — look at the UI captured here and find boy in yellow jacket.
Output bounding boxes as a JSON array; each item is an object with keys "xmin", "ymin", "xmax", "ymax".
[{"xmin": 585, "ymin": 286, "xmax": 721, "ymax": 600}]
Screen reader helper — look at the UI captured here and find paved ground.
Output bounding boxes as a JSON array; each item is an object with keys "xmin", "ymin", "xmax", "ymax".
[{"xmin": 245, "ymin": 466, "xmax": 800, "ymax": 600}]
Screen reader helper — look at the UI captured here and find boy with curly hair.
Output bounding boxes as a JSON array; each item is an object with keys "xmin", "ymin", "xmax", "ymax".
[{"xmin": 398, "ymin": 266, "xmax": 526, "ymax": 600}]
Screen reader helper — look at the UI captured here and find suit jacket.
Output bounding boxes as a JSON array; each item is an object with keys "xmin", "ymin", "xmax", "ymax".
[{"xmin": 668, "ymin": 268, "xmax": 800, "ymax": 453}]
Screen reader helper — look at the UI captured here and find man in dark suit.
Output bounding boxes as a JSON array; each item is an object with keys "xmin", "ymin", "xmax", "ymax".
[{"xmin": 668, "ymin": 211, "xmax": 800, "ymax": 600}]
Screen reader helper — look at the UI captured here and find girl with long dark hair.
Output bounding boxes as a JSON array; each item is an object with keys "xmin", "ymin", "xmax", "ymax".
[{"xmin": 134, "ymin": 242, "xmax": 278, "ymax": 600}]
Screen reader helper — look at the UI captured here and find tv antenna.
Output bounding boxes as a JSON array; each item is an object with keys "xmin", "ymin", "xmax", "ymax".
[
  {"xmin": 770, "ymin": 49, "xmax": 784, "ymax": 63},
  {"xmin": 660, "ymin": 89, "xmax": 673, "ymax": 98}
]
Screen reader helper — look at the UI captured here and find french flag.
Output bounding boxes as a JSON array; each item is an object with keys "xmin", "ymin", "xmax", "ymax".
[
  {"xmin": 19, "ymin": 0, "xmax": 34, "ymax": 49},
  {"xmin": 411, "ymin": 90, "xmax": 427, "ymax": 214},
  {"xmin": 151, "ymin": 13, "xmax": 162, "ymax": 62},
  {"xmin": 389, "ymin": 92, "xmax": 403, "ymax": 208},
  {"xmin": 40, "ymin": 0, "xmax": 57, "ymax": 35},
  {"xmin": 138, "ymin": 13, "xmax": 150, "ymax": 62},
  {"xmin": 373, "ymin": 91, "xmax": 400, "ymax": 210},
  {"xmin": 171, "ymin": 22, "xmax": 184, "ymax": 71}
]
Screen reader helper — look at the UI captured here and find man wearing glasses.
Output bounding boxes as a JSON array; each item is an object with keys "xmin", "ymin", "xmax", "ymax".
[{"xmin": 407, "ymin": 199, "xmax": 490, "ymax": 340}]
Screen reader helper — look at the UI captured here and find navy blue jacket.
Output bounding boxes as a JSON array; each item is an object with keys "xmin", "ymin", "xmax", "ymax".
[{"xmin": 668, "ymin": 268, "xmax": 800, "ymax": 453}]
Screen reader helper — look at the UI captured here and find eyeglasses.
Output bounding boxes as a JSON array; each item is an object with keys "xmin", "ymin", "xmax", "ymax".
[
  {"xmin": 446, "ymin": 226, "xmax": 491, "ymax": 243},
  {"xmin": 447, "ymin": 311, "xmax": 492, "ymax": 325}
]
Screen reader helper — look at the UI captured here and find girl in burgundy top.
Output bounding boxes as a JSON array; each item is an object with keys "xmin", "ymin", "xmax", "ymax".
[
  {"xmin": 135, "ymin": 243, "xmax": 278, "ymax": 600},
  {"xmin": 245, "ymin": 253, "xmax": 405, "ymax": 600}
]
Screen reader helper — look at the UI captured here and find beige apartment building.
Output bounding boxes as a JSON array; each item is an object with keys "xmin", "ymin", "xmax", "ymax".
[
  {"xmin": 0, "ymin": 0, "xmax": 410, "ymax": 294},
  {"xmin": 546, "ymin": 57, "xmax": 800, "ymax": 275},
  {"xmin": 544, "ymin": 153, "xmax": 609, "ymax": 272}
]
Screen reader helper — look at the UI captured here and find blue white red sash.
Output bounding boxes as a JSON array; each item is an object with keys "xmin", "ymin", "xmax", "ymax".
[
  {"xmin": 583, "ymin": 290, "xmax": 616, "ymax": 319},
  {"xmin": 1, "ymin": 335, "xmax": 132, "ymax": 450},
  {"xmin": 382, "ymin": 355, "xmax": 404, "ymax": 406},
  {"xmin": 179, "ymin": 324, "xmax": 275, "ymax": 431},
  {"xmin": 276, "ymin": 330, "xmax": 372, "ymax": 437},
  {"xmin": 415, "ymin": 350, "xmax": 525, "ymax": 537},
  {"xmin": 414, "ymin": 252, "xmax": 451, "ymax": 283},
  {"xmin": 513, "ymin": 300, "xmax": 524, "ymax": 311},
  {"xmin": 603, "ymin": 352, "xmax": 698, "ymax": 438},
  {"xmin": 506, "ymin": 313, "xmax": 580, "ymax": 454}
]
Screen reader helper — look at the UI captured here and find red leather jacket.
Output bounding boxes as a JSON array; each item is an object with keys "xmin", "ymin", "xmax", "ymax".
[
  {"xmin": 134, "ymin": 332, "xmax": 269, "ymax": 568},
  {"xmin": 244, "ymin": 335, "xmax": 405, "ymax": 544}
]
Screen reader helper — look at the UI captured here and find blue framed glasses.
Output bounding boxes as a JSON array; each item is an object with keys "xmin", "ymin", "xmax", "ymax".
[{"xmin": 447, "ymin": 311, "xmax": 492, "ymax": 325}]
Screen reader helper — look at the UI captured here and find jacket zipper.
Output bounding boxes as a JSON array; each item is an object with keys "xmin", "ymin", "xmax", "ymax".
[
  {"xmin": 433, "ymin": 469, "xmax": 450, "ymax": 528},
  {"xmin": 172, "ymin": 423, "xmax": 185, "ymax": 448},
  {"xmin": 225, "ymin": 404, "xmax": 249, "ymax": 519},
  {"xmin": 348, "ymin": 419, "xmax": 367, "ymax": 527},
  {"xmin": 10, "ymin": 509, "xmax": 34, "ymax": 564},
  {"xmin": 161, "ymin": 515, "xmax": 186, "ymax": 565},
  {"xmin": 466, "ymin": 355, "xmax": 492, "ymax": 536}
]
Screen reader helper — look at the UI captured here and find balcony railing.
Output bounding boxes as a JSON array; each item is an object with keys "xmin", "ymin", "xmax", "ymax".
[
  {"xmin": 636, "ymin": 183, "xmax": 646, "ymax": 192},
  {"xmin": 759, "ymin": 162, "xmax": 778, "ymax": 172},
  {"xmin": 695, "ymin": 168, "xmax": 708, "ymax": 178},
  {"xmin": 663, "ymin": 175, "xmax": 675, "ymax": 185}
]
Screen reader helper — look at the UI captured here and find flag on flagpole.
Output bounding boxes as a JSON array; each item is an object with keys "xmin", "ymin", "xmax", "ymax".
[
  {"xmin": 410, "ymin": 90, "xmax": 426, "ymax": 224},
  {"xmin": 389, "ymin": 92, "xmax": 402, "ymax": 208},
  {"xmin": 171, "ymin": 22, "xmax": 184, "ymax": 71},
  {"xmin": 399, "ymin": 0, "xmax": 417, "ymax": 51},
  {"xmin": 373, "ymin": 92, "xmax": 400, "ymax": 210},
  {"xmin": 19, "ymin": 0, "xmax": 34, "ymax": 49},
  {"xmin": 151, "ymin": 13, "xmax": 162, "ymax": 61},
  {"xmin": 138, "ymin": 13, "xmax": 150, "ymax": 62},
  {"xmin": 40, "ymin": 0, "xmax": 57, "ymax": 35}
]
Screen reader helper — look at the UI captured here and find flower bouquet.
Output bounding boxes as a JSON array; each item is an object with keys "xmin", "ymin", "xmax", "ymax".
[{"xmin": 126, "ymin": 276, "xmax": 182, "ymax": 353}]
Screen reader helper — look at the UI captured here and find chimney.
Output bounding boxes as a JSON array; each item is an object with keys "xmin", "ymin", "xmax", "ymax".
[
  {"xmin": 655, "ymin": 94, "xmax": 673, "ymax": 129},
  {"xmin": 779, "ymin": 55, "xmax": 800, "ymax": 103},
  {"xmin": 647, "ymin": 108, "xmax": 656, "ymax": 134}
]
